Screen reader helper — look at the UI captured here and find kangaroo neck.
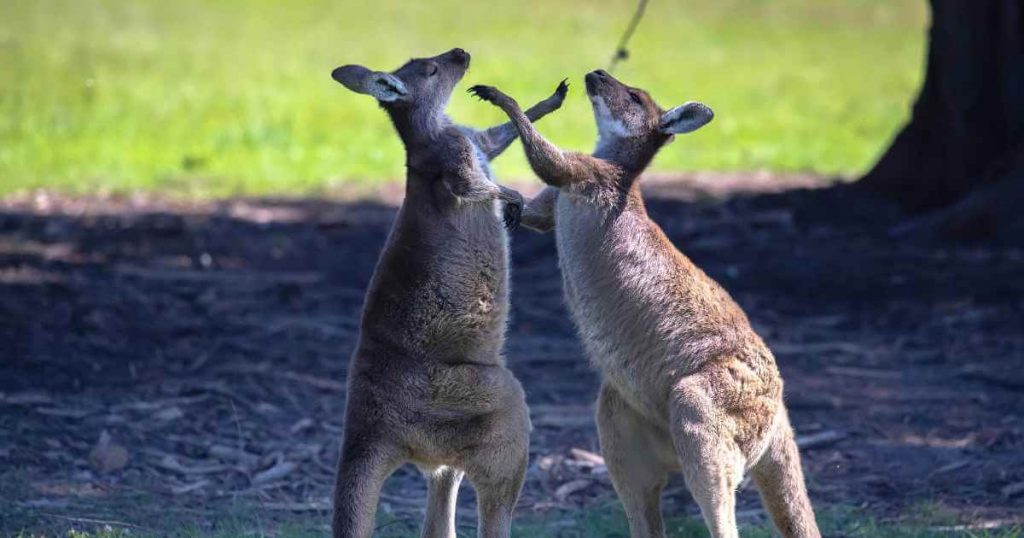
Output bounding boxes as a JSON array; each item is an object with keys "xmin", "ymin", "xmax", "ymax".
[
  {"xmin": 594, "ymin": 134, "xmax": 665, "ymax": 179},
  {"xmin": 387, "ymin": 107, "xmax": 448, "ymax": 150}
]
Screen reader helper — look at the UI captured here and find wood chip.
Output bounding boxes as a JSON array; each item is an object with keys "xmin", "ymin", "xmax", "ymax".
[
  {"xmin": 930, "ymin": 519, "xmax": 1020, "ymax": 532},
  {"xmin": 771, "ymin": 342, "xmax": 865, "ymax": 356},
  {"xmin": 825, "ymin": 366, "xmax": 902, "ymax": 380},
  {"xmin": 796, "ymin": 430, "xmax": 847, "ymax": 450},
  {"xmin": 208, "ymin": 444, "xmax": 260, "ymax": 466},
  {"xmin": 281, "ymin": 372, "xmax": 346, "ymax": 392},
  {"xmin": 114, "ymin": 265, "xmax": 322, "ymax": 285},
  {"xmin": 530, "ymin": 405, "xmax": 594, "ymax": 428},
  {"xmin": 1001, "ymin": 480, "xmax": 1024, "ymax": 498},
  {"xmin": 0, "ymin": 391, "xmax": 54, "ymax": 405},
  {"xmin": 261, "ymin": 501, "xmax": 330, "ymax": 512},
  {"xmin": 153, "ymin": 406, "xmax": 184, "ymax": 422},
  {"xmin": 112, "ymin": 395, "xmax": 209, "ymax": 413},
  {"xmin": 554, "ymin": 479, "xmax": 592, "ymax": 502},
  {"xmin": 252, "ymin": 460, "xmax": 298, "ymax": 485},
  {"xmin": 930, "ymin": 459, "xmax": 970, "ymax": 477},
  {"xmin": 569, "ymin": 448, "xmax": 605, "ymax": 466},
  {"xmin": 290, "ymin": 417, "xmax": 316, "ymax": 435},
  {"xmin": 379, "ymin": 493, "xmax": 422, "ymax": 507},
  {"xmin": 37, "ymin": 407, "xmax": 94, "ymax": 418},
  {"xmin": 155, "ymin": 454, "xmax": 228, "ymax": 475},
  {"xmin": 171, "ymin": 479, "xmax": 211, "ymax": 495}
]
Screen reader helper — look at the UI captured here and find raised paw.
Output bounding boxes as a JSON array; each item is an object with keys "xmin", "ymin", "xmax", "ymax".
[
  {"xmin": 541, "ymin": 78, "xmax": 569, "ymax": 111},
  {"xmin": 468, "ymin": 85, "xmax": 511, "ymax": 107},
  {"xmin": 553, "ymin": 78, "xmax": 569, "ymax": 101},
  {"xmin": 503, "ymin": 191, "xmax": 524, "ymax": 230}
]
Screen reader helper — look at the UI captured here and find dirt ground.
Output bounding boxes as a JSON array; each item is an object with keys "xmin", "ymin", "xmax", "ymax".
[{"xmin": 1, "ymin": 174, "xmax": 1022, "ymax": 535}]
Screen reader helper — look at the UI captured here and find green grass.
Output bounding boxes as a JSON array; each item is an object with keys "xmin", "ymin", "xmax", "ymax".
[
  {"xmin": 14, "ymin": 504, "xmax": 1021, "ymax": 538},
  {"xmin": 0, "ymin": 0, "xmax": 927, "ymax": 197}
]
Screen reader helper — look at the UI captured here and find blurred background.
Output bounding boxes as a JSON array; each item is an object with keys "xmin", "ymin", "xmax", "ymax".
[{"xmin": 1, "ymin": 0, "xmax": 926, "ymax": 196}]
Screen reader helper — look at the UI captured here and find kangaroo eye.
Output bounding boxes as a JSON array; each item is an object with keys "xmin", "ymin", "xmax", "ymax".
[
  {"xmin": 629, "ymin": 91, "xmax": 643, "ymax": 105},
  {"xmin": 426, "ymin": 63, "xmax": 439, "ymax": 77}
]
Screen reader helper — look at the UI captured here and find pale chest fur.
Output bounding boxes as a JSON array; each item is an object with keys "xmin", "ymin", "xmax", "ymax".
[
  {"xmin": 554, "ymin": 195, "xmax": 685, "ymax": 418},
  {"xmin": 554, "ymin": 193, "xmax": 770, "ymax": 420}
]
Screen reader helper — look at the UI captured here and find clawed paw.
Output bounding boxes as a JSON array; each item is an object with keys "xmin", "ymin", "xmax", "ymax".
[
  {"xmin": 501, "ymin": 188, "xmax": 524, "ymax": 230},
  {"xmin": 554, "ymin": 78, "xmax": 569, "ymax": 100},
  {"xmin": 468, "ymin": 85, "xmax": 505, "ymax": 105},
  {"xmin": 503, "ymin": 198, "xmax": 523, "ymax": 230}
]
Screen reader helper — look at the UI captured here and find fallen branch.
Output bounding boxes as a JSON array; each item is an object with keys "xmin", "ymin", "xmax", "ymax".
[
  {"xmin": 281, "ymin": 371, "xmax": 347, "ymax": 392},
  {"xmin": 796, "ymin": 430, "xmax": 847, "ymax": 450},
  {"xmin": 261, "ymin": 501, "xmax": 330, "ymax": 512},
  {"xmin": 39, "ymin": 512, "xmax": 148, "ymax": 530},
  {"xmin": 825, "ymin": 366, "xmax": 902, "ymax": 380},
  {"xmin": 252, "ymin": 460, "xmax": 298, "ymax": 485}
]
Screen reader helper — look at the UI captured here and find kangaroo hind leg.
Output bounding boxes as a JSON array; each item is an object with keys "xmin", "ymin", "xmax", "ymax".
[
  {"xmin": 669, "ymin": 375, "xmax": 745, "ymax": 538},
  {"xmin": 596, "ymin": 383, "xmax": 672, "ymax": 538},
  {"xmin": 750, "ymin": 409, "xmax": 821, "ymax": 538},
  {"xmin": 332, "ymin": 433, "xmax": 400, "ymax": 538}
]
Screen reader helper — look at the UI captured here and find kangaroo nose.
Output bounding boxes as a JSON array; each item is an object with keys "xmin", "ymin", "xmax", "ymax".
[
  {"xmin": 592, "ymin": 69, "xmax": 609, "ymax": 79},
  {"xmin": 449, "ymin": 48, "xmax": 470, "ymax": 64}
]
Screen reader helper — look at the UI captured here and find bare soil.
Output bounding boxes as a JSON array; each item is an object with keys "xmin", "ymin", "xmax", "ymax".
[{"xmin": 1, "ymin": 174, "xmax": 1022, "ymax": 534}]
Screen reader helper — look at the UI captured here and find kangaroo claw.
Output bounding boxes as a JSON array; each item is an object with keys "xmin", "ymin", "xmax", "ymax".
[
  {"xmin": 468, "ymin": 85, "xmax": 505, "ymax": 105},
  {"xmin": 503, "ymin": 198, "xmax": 523, "ymax": 230},
  {"xmin": 555, "ymin": 78, "xmax": 569, "ymax": 99}
]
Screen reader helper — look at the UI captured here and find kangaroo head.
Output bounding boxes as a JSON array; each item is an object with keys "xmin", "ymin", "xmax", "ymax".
[
  {"xmin": 332, "ymin": 48, "xmax": 471, "ymax": 136},
  {"xmin": 584, "ymin": 69, "xmax": 713, "ymax": 168}
]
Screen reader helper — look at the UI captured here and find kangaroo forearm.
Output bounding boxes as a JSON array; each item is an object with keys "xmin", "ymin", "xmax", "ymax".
[
  {"xmin": 482, "ymin": 93, "xmax": 562, "ymax": 159},
  {"xmin": 443, "ymin": 170, "xmax": 500, "ymax": 203},
  {"xmin": 524, "ymin": 93, "xmax": 562, "ymax": 122},
  {"xmin": 498, "ymin": 105, "xmax": 575, "ymax": 187}
]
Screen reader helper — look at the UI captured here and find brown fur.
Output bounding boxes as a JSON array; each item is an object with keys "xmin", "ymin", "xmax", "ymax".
[
  {"xmin": 470, "ymin": 71, "xmax": 820, "ymax": 538},
  {"xmin": 330, "ymin": 49, "xmax": 566, "ymax": 538}
]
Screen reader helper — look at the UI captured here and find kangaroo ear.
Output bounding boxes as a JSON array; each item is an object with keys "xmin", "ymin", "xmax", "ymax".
[
  {"xmin": 659, "ymin": 101, "xmax": 713, "ymax": 135},
  {"xmin": 331, "ymin": 65, "xmax": 408, "ymax": 102}
]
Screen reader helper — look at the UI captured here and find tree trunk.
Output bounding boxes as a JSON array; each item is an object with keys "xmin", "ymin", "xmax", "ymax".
[{"xmin": 860, "ymin": 0, "xmax": 1024, "ymax": 212}]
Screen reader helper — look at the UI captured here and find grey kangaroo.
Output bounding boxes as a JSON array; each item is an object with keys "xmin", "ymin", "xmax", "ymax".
[
  {"xmin": 470, "ymin": 71, "xmax": 820, "ymax": 538},
  {"xmin": 329, "ymin": 48, "xmax": 567, "ymax": 538}
]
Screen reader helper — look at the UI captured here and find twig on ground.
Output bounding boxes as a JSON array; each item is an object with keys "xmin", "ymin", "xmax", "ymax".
[
  {"xmin": 796, "ymin": 430, "xmax": 847, "ymax": 450},
  {"xmin": 38, "ymin": 512, "xmax": 148, "ymax": 530}
]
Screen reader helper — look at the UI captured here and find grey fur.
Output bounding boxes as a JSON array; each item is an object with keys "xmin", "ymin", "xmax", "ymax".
[{"xmin": 329, "ymin": 48, "xmax": 567, "ymax": 538}]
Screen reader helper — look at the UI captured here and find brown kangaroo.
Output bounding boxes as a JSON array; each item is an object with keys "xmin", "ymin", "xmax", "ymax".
[
  {"xmin": 329, "ymin": 48, "xmax": 567, "ymax": 538},
  {"xmin": 469, "ymin": 71, "xmax": 820, "ymax": 538}
]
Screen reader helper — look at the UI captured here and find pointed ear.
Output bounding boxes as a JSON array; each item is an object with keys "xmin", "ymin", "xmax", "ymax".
[
  {"xmin": 331, "ymin": 65, "xmax": 408, "ymax": 102},
  {"xmin": 659, "ymin": 101, "xmax": 713, "ymax": 135}
]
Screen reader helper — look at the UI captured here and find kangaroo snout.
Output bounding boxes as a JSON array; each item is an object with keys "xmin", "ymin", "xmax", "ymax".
[
  {"xmin": 330, "ymin": 65, "xmax": 355, "ymax": 84},
  {"xmin": 446, "ymin": 47, "xmax": 470, "ymax": 66},
  {"xmin": 585, "ymin": 69, "xmax": 612, "ymax": 95}
]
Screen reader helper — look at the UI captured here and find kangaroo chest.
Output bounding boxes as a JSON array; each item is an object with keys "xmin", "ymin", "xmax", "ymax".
[{"xmin": 554, "ymin": 197, "xmax": 678, "ymax": 418}]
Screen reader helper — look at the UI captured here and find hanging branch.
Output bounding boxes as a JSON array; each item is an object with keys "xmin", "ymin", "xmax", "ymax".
[{"xmin": 608, "ymin": 0, "xmax": 650, "ymax": 73}]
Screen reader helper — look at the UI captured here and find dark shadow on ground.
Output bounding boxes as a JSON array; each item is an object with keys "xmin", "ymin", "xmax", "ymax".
[{"xmin": 1, "ymin": 180, "xmax": 1021, "ymax": 534}]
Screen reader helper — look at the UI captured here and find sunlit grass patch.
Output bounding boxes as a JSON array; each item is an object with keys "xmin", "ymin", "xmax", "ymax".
[{"xmin": 0, "ymin": 0, "xmax": 927, "ymax": 197}]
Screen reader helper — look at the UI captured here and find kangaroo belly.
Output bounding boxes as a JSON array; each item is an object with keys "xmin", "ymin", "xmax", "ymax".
[
  {"xmin": 562, "ymin": 270, "xmax": 677, "ymax": 419},
  {"xmin": 361, "ymin": 201, "xmax": 510, "ymax": 363},
  {"xmin": 555, "ymin": 197, "xmax": 784, "ymax": 434}
]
